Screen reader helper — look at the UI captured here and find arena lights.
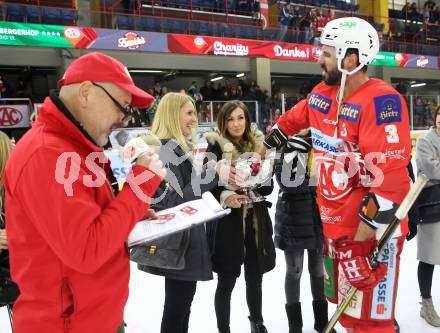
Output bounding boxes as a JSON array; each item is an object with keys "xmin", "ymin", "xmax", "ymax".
[
  {"xmin": 236, "ymin": 73, "xmax": 246, "ymax": 78},
  {"xmin": 210, "ymin": 76, "xmax": 224, "ymax": 82},
  {"xmin": 129, "ymin": 70, "xmax": 164, "ymax": 73},
  {"xmin": 410, "ymin": 82, "xmax": 427, "ymax": 88}
]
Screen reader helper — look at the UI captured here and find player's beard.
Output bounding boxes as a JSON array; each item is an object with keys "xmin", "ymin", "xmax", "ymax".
[{"xmin": 321, "ymin": 65, "xmax": 342, "ymax": 86}]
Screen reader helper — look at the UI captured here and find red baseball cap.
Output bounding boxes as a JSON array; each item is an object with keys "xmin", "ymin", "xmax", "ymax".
[{"xmin": 57, "ymin": 52, "xmax": 154, "ymax": 108}]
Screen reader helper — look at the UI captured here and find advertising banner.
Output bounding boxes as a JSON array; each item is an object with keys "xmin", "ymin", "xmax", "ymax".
[
  {"xmin": 370, "ymin": 52, "xmax": 405, "ymax": 67},
  {"xmin": 0, "ymin": 22, "xmax": 438, "ymax": 69},
  {"xmin": 0, "ymin": 22, "xmax": 168, "ymax": 52},
  {"xmin": 168, "ymin": 34, "xmax": 314, "ymax": 61},
  {"xmin": 403, "ymin": 54, "xmax": 438, "ymax": 69},
  {"xmin": 0, "ymin": 22, "xmax": 72, "ymax": 48},
  {"xmin": 0, "ymin": 104, "xmax": 31, "ymax": 128}
]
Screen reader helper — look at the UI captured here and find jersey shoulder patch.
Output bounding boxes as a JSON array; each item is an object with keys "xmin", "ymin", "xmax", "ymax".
[
  {"xmin": 308, "ymin": 92, "xmax": 332, "ymax": 114},
  {"xmin": 339, "ymin": 102, "xmax": 361, "ymax": 123},
  {"xmin": 374, "ymin": 94, "xmax": 402, "ymax": 125}
]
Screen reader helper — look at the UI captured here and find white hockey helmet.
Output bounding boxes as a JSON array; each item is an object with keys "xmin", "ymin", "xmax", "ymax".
[{"xmin": 320, "ymin": 17, "xmax": 380, "ymax": 75}]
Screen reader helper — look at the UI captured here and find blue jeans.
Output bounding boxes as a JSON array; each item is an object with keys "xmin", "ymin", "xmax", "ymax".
[{"xmin": 279, "ymin": 23, "xmax": 288, "ymax": 41}]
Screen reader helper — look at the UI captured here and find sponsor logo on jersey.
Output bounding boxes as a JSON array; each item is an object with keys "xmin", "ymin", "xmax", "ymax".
[
  {"xmin": 308, "ymin": 93, "xmax": 332, "ymax": 114},
  {"xmin": 339, "ymin": 102, "xmax": 361, "ymax": 123},
  {"xmin": 371, "ymin": 238, "xmax": 397, "ymax": 320},
  {"xmin": 374, "ymin": 94, "xmax": 402, "ymax": 125},
  {"xmin": 383, "ymin": 146, "xmax": 406, "ymax": 160},
  {"xmin": 311, "ymin": 128, "xmax": 356, "ymax": 156}
]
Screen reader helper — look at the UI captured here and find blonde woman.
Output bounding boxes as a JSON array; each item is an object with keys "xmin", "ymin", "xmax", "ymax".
[
  {"xmin": 135, "ymin": 92, "xmax": 228, "ymax": 333},
  {"xmin": 0, "ymin": 130, "xmax": 19, "ymax": 306}
]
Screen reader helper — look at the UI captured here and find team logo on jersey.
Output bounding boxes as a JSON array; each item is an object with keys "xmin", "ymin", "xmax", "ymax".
[
  {"xmin": 374, "ymin": 94, "xmax": 402, "ymax": 125},
  {"xmin": 339, "ymin": 102, "xmax": 361, "ymax": 123},
  {"xmin": 315, "ymin": 155, "xmax": 352, "ymax": 200},
  {"xmin": 308, "ymin": 93, "xmax": 332, "ymax": 114}
]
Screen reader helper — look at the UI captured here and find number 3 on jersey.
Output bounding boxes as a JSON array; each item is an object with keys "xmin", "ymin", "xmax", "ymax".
[{"xmin": 385, "ymin": 124, "xmax": 399, "ymax": 143}]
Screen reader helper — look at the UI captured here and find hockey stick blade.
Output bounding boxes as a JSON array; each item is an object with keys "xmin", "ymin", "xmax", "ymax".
[{"xmin": 322, "ymin": 174, "xmax": 428, "ymax": 333}]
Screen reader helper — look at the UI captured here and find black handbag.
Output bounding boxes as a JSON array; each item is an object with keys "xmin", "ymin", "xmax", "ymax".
[
  {"xmin": 0, "ymin": 253, "xmax": 19, "ymax": 305},
  {"xmin": 130, "ymin": 230, "xmax": 190, "ymax": 270},
  {"xmin": 418, "ymin": 184, "xmax": 440, "ymax": 224}
]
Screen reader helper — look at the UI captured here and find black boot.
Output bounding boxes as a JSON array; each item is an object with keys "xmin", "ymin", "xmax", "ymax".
[
  {"xmin": 285, "ymin": 303, "xmax": 302, "ymax": 333},
  {"xmin": 394, "ymin": 319, "xmax": 400, "ymax": 333},
  {"xmin": 312, "ymin": 300, "xmax": 336, "ymax": 333},
  {"xmin": 249, "ymin": 316, "xmax": 268, "ymax": 333},
  {"xmin": 218, "ymin": 328, "xmax": 230, "ymax": 333}
]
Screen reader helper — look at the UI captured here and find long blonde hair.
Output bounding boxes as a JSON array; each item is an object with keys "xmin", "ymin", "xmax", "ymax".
[
  {"xmin": 151, "ymin": 92, "xmax": 197, "ymax": 151},
  {"xmin": 0, "ymin": 131, "xmax": 12, "ymax": 225}
]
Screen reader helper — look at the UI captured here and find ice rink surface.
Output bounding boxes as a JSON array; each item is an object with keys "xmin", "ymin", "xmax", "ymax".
[{"xmin": 1, "ymin": 181, "xmax": 439, "ymax": 332}]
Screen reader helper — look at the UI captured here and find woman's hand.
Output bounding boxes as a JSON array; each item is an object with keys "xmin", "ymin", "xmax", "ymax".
[
  {"xmin": 0, "ymin": 229, "xmax": 8, "ymax": 252},
  {"xmin": 215, "ymin": 160, "xmax": 246, "ymax": 187},
  {"xmin": 224, "ymin": 194, "xmax": 250, "ymax": 208}
]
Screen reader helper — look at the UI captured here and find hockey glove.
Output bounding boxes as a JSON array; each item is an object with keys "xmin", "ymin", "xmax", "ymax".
[{"xmin": 335, "ymin": 238, "xmax": 387, "ymax": 291}]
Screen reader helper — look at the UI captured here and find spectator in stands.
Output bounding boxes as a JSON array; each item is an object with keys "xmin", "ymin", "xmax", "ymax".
[
  {"xmin": 414, "ymin": 96, "xmax": 427, "ymax": 127},
  {"xmin": 0, "ymin": 75, "xmax": 11, "ymax": 99},
  {"xmin": 317, "ymin": 8, "xmax": 329, "ymax": 31},
  {"xmin": 300, "ymin": 7, "xmax": 313, "ymax": 44},
  {"xmin": 15, "ymin": 78, "xmax": 28, "ymax": 99},
  {"xmin": 402, "ymin": 2, "xmax": 411, "ymax": 21},
  {"xmin": 225, "ymin": 79, "xmax": 233, "ymax": 97},
  {"xmin": 154, "ymin": 82, "xmax": 162, "ymax": 96},
  {"xmin": 290, "ymin": 5, "xmax": 303, "ymax": 43},
  {"xmin": 272, "ymin": 108, "xmax": 281, "ymax": 125},
  {"xmin": 278, "ymin": 2, "xmax": 293, "ymax": 41},
  {"xmin": 201, "ymin": 81, "xmax": 215, "ymax": 101},
  {"xmin": 252, "ymin": 0, "xmax": 261, "ymax": 20},
  {"xmin": 395, "ymin": 81, "xmax": 408, "ymax": 96},
  {"xmin": 236, "ymin": 0, "xmax": 251, "ymax": 14},
  {"xmin": 271, "ymin": 80, "xmax": 280, "ymax": 96},
  {"xmin": 310, "ymin": 7, "xmax": 319, "ymax": 41},
  {"xmin": 188, "ymin": 81, "xmax": 199, "ymax": 97},
  {"xmin": 410, "ymin": 2, "xmax": 420, "ymax": 22},
  {"xmin": 423, "ymin": 2, "xmax": 432, "ymax": 23},
  {"xmin": 328, "ymin": 9, "xmax": 336, "ymax": 21}
]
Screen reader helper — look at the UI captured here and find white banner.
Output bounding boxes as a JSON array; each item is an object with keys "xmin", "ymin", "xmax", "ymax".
[{"xmin": 0, "ymin": 104, "xmax": 30, "ymax": 128}]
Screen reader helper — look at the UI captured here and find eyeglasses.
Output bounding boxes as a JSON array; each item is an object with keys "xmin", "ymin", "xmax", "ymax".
[{"xmin": 92, "ymin": 82, "xmax": 133, "ymax": 123}]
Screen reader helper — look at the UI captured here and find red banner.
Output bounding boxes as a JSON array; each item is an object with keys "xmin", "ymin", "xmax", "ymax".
[{"xmin": 168, "ymin": 34, "xmax": 315, "ymax": 62}]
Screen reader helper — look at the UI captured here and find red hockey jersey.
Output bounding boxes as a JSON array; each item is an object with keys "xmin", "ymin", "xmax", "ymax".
[{"xmin": 276, "ymin": 78, "xmax": 411, "ymax": 239}]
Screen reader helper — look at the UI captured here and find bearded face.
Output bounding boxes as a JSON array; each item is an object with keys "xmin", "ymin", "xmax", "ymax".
[{"xmin": 319, "ymin": 45, "xmax": 342, "ymax": 86}]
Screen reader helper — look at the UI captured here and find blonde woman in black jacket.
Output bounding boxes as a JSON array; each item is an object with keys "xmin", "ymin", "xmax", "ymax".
[
  {"xmin": 205, "ymin": 101, "xmax": 275, "ymax": 333},
  {"xmin": 134, "ymin": 92, "xmax": 228, "ymax": 333}
]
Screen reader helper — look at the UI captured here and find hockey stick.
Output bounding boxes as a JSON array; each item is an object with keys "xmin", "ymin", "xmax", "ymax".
[{"xmin": 322, "ymin": 174, "xmax": 428, "ymax": 333}]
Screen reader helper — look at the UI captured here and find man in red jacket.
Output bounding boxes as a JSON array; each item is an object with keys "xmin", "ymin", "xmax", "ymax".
[{"xmin": 4, "ymin": 52, "xmax": 165, "ymax": 333}]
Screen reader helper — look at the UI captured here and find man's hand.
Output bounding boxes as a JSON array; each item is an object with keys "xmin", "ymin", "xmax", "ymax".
[
  {"xmin": 335, "ymin": 238, "xmax": 387, "ymax": 290},
  {"xmin": 136, "ymin": 150, "xmax": 166, "ymax": 179},
  {"xmin": 224, "ymin": 194, "xmax": 250, "ymax": 208},
  {"xmin": 141, "ymin": 209, "xmax": 158, "ymax": 221}
]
